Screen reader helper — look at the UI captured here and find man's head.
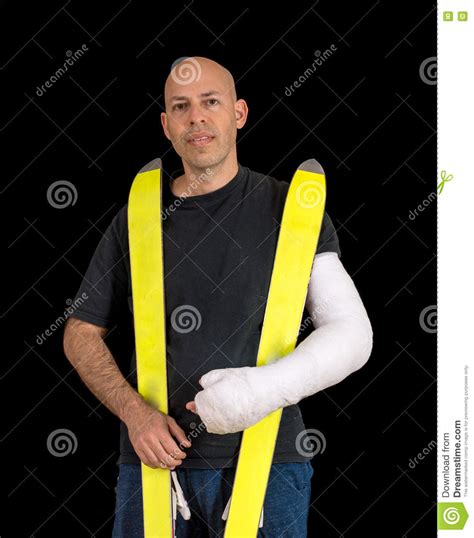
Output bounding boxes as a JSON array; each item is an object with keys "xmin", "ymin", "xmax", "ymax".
[{"xmin": 161, "ymin": 56, "xmax": 248, "ymax": 171}]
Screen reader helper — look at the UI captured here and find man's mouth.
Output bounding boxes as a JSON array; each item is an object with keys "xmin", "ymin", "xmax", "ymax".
[{"xmin": 187, "ymin": 133, "xmax": 215, "ymax": 147}]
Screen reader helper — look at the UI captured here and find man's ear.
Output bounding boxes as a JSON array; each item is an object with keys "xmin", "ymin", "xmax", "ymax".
[
  {"xmin": 235, "ymin": 99, "xmax": 248, "ymax": 130},
  {"xmin": 161, "ymin": 112, "xmax": 171, "ymax": 140}
]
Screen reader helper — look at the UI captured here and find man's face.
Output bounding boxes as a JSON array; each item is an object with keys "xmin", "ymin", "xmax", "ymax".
[{"xmin": 161, "ymin": 64, "xmax": 247, "ymax": 170}]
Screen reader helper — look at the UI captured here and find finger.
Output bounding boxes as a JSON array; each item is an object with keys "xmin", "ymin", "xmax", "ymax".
[
  {"xmin": 160, "ymin": 433, "xmax": 187, "ymax": 460},
  {"xmin": 185, "ymin": 401, "xmax": 197, "ymax": 414},
  {"xmin": 168, "ymin": 418, "xmax": 192, "ymax": 448},
  {"xmin": 148, "ymin": 452, "xmax": 175, "ymax": 470},
  {"xmin": 159, "ymin": 460, "xmax": 175, "ymax": 470},
  {"xmin": 142, "ymin": 436, "xmax": 179, "ymax": 468},
  {"xmin": 156, "ymin": 439, "xmax": 184, "ymax": 466},
  {"xmin": 138, "ymin": 441, "xmax": 176, "ymax": 470},
  {"xmin": 140, "ymin": 445, "xmax": 163, "ymax": 469}
]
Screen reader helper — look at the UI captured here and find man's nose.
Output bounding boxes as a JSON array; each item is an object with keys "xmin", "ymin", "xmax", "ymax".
[{"xmin": 187, "ymin": 103, "xmax": 207, "ymax": 125}]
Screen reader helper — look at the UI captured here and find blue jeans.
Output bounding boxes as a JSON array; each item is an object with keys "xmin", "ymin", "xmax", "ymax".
[{"xmin": 112, "ymin": 462, "xmax": 314, "ymax": 537}]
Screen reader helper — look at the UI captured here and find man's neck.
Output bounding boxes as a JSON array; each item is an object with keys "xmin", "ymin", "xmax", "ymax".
[{"xmin": 171, "ymin": 158, "xmax": 239, "ymax": 198}]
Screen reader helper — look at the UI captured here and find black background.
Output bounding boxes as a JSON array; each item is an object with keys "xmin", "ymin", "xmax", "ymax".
[{"xmin": 1, "ymin": 1, "xmax": 436, "ymax": 536}]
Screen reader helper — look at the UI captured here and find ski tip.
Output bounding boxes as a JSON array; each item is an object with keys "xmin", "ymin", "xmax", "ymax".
[
  {"xmin": 138, "ymin": 157, "xmax": 162, "ymax": 174},
  {"xmin": 298, "ymin": 159, "xmax": 324, "ymax": 175}
]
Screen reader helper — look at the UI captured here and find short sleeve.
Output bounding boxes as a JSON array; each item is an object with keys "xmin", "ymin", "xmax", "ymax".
[
  {"xmin": 315, "ymin": 211, "xmax": 341, "ymax": 258},
  {"xmin": 68, "ymin": 205, "xmax": 129, "ymax": 329}
]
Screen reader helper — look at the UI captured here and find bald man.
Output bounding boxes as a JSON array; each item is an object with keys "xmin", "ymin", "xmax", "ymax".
[{"xmin": 64, "ymin": 56, "xmax": 373, "ymax": 537}]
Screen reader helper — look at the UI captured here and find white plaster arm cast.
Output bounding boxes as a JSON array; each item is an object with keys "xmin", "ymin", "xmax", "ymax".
[{"xmin": 191, "ymin": 251, "xmax": 374, "ymax": 434}]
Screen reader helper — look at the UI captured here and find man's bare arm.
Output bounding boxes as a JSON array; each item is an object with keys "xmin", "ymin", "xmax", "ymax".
[
  {"xmin": 63, "ymin": 317, "xmax": 137, "ymax": 420},
  {"xmin": 63, "ymin": 317, "xmax": 191, "ymax": 468}
]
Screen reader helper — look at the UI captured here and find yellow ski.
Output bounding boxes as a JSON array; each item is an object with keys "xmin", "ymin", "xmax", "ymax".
[
  {"xmin": 128, "ymin": 158, "xmax": 174, "ymax": 537},
  {"xmin": 223, "ymin": 159, "xmax": 326, "ymax": 537}
]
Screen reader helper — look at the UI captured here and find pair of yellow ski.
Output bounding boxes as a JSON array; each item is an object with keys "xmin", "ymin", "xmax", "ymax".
[{"xmin": 128, "ymin": 158, "xmax": 326, "ymax": 537}]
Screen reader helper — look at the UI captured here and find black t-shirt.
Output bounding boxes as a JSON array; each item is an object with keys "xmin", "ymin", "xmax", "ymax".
[{"xmin": 69, "ymin": 163, "xmax": 341, "ymax": 469}]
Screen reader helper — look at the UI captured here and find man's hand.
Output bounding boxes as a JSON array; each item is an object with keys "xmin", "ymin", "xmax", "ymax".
[
  {"xmin": 63, "ymin": 318, "xmax": 193, "ymax": 469},
  {"xmin": 125, "ymin": 398, "xmax": 192, "ymax": 470},
  {"xmin": 186, "ymin": 366, "xmax": 281, "ymax": 434}
]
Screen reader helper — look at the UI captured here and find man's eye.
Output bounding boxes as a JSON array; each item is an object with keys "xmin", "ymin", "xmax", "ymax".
[
  {"xmin": 173, "ymin": 103, "xmax": 187, "ymax": 111},
  {"xmin": 207, "ymin": 99, "xmax": 219, "ymax": 106}
]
